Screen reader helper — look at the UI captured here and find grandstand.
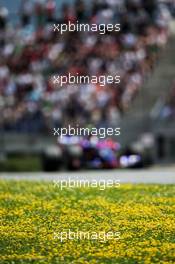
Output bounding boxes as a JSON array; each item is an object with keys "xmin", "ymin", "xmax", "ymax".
[{"xmin": 0, "ymin": 0, "xmax": 175, "ymax": 168}]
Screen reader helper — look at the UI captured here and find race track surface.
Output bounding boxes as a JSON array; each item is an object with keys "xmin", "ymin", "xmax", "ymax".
[{"xmin": 0, "ymin": 168, "xmax": 175, "ymax": 184}]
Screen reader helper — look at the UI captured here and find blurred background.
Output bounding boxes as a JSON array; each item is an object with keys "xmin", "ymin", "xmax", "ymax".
[{"xmin": 0, "ymin": 0, "xmax": 175, "ymax": 172}]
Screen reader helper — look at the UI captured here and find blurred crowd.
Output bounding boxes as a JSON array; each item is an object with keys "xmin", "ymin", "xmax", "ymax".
[{"xmin": 0, "ymin": 0, "xmax": 172, "ymax": 133}]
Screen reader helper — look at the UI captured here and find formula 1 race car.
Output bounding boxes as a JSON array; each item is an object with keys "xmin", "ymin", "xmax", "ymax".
[
  {"xmin": 41, "ymin": 135, "xmax": 121, "ymax": 171},
  {"xmin": 41, "ymin": 135, "xmax": 151, "ymax": 171}
]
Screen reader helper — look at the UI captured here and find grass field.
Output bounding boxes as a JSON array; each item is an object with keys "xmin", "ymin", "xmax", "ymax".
[
  {"xmin": 0, "ymin": 181, "xmax": 175, "ymax": 264},
  {"xmin": 0, "ymin": 155, "xmax": 41, "ymax": 172}
]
